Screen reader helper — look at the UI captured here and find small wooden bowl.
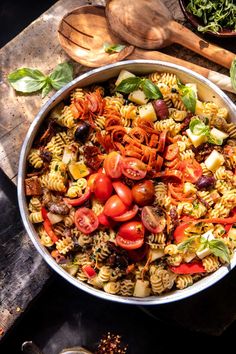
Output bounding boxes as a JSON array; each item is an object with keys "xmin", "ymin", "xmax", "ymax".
[{"xmin": 179, "ymin": 0, "xmax": 236, "ymax": 38}]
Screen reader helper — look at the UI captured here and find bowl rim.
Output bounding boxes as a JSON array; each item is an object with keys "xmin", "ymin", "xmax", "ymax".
[
  {"xmin": 179, "ymin": 0, "xmax": 236, "ymax": 38},
  {"xmin": 18, "ymin": 59, "xmax": 236, "ymax": 305}
]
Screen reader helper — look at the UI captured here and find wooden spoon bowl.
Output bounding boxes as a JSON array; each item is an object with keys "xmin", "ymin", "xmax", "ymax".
[
  {"xmin": 106, "ymin": 0, "xmax": 235, "ymax": 69},
  {"xmin": 58, "ymin": 5, "xmax": 134, "ymax": 67}
]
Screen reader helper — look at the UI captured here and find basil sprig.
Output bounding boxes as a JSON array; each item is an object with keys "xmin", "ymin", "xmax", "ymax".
[
  {"xmin": 116, "ymin": 76, "xmax": 163, "ymax": 99},
  {"xmin": 199, "ymin": 236, "xmax": 230, "ymax": 263},
  {"xmin": 178, "ymin": 83, "xmax": 196, "ymax": 113},
  {"xmin": 177, "ymin": 236, "xmax": 198, "ymax": 252},
  {"xmin": 189, "ymin": 117, "xmax": 223, "ymax": 145},
  {"xmin": 230, "ymin": 57, "xmax": 236, "ymax": 92},
  {"xmin": 103, "ymin": 42, "xmax": 126, "ymax": 54},
  {"xmin": 8, "ymin": 62, "xmax": 73, "ymax": 98}
]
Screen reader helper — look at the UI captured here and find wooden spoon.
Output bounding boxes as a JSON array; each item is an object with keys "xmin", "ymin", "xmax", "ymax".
[
  {"xmin": 106, "ymin": 0, "xmax": 235, "ymax": 69},
  {"xmin": 58, "ymin": 5, "xmax": 134, "ymax": 67},
  {"xmin": 57, "ymin": 5, "xmax": 235, "ymax": 94}
]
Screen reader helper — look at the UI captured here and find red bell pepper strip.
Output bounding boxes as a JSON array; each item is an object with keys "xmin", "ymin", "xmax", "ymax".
[
  {"xmin": 173, "ymin": 222, "xmax": 191, "ymax": 243},
  {"xmin": 64, "ymin": 187, "xmax": 91, "ymax": 206},
  {"xmin": 194, "ymin": 207, "xmax": 236, "ymax": 225},
  {"xmin": 43, "ymin": 219, "xmax": 58, "ymax": 243},
  {"xmin": 170, "ymin": 262, "xmax": 206, "ymax": 274},
  {"xmin": 41, "ymin": 207, "xmax": 48, "ymax": 220},
  {"xmin": 82, "ymin": 265, "xmax": 96, "ymax": 279}
]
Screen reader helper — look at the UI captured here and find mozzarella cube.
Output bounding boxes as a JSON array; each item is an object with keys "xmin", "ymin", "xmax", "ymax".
[
  {"xmin": 133, "ymin": 280, "xmax": 151, "ymax": 297},
  {"xmin": 186, "ymin": 128, "xmax": 208, "ymax": 148},
  {"xmin": 195, "ymin": 100, "xmax": 204, "ymax": 115},
  {"xmin": 128, "ymin": 89, "xmax": 148, "ymax": 105},
  {"xmin": 205, "ymin": 150, "xmax": 225, "ymax": 172},
  {"xmin": 139, "ymin": 102, "xmax": 157, "ymax": 121},
  {"xmin": 196, "ymin": 231, "xmax": 215, "ymax": 259},
  {"xmin": 210, "ymin": 127, "xmax": 228, "ymax": 141},
  {"xmin": 115, "ymin": 69, "xmax": 135, "ymax": 86}
]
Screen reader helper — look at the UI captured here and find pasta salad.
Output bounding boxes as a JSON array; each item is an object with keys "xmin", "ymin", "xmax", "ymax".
[{"xmin": 25, "ymin": 69, "xmax": 236, "ymax": 297}]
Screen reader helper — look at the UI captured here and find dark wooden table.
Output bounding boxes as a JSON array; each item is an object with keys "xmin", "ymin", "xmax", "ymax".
[{"xmin": 0, "ymin": 0, "xmax": 236, "ymax": 344}]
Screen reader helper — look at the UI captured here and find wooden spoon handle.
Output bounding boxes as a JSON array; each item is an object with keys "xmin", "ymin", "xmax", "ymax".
[
  {"xmin": 128, "ymin": 48, "xmax": 235, "ymax": 93},
  {"xmin": 170, "ymin": 21, "xmax": 235, "ymax": 69}
]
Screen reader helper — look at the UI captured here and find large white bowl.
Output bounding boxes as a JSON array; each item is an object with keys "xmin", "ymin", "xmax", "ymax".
[{"xmin": 18, "ymin": 60, "xmax": 236, "ymax": 305}]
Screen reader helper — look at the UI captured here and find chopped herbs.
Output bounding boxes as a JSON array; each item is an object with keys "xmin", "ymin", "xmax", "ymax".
[{"xmin": 186, "ymin": 0, "xmax": 236, "ymax": 34}]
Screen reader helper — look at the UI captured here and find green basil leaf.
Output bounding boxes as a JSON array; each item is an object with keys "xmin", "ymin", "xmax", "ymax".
[
  {"xmin": 141, "ymin": 79, "xmax": 163, "ymax": 99},
  {"xmin": 208, "ymin": 134, "xmax": 223, "ymax": 146},
  {"xmin": 49, "ymin": 62, "xmax": 73, "ymax": 90},
  {"xmin": 230, "ymin": 57, "xmax": 236, "ymax": 91},
  {"xmin": 104, "ymin": 42, "xmax": 126, "ymax": 53},
  {"xmin": 41, "ymin": 81, "xmax": 52, "ymax": 98},
  {"xmin": 180, "ymin": 86, "xmax": 197, "ymax": 113},
  {"xmin": 189, "ymin": 118, "xmax": 209, "ymax": 135},
  {"xmin": 8, "ymin": 68, "xmax": 47, "ymax": 93},
  {"xmin": 116, "ymin": 77, "xmax": 142, "ymax": 94},
  {"xmin": 208, "ymin": 239, "xmax": 230, "ymax": 263}
]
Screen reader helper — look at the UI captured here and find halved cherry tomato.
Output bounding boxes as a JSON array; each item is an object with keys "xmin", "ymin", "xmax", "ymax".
[
  {"xmin": 64, "ymin": 187, "xmax": 91, "ymax": 206},
  {"xmin": 132, "ymin": 180, "xmax": 155, "ymax": 207},
  {"xmin": 112, "ymin": 205, "xmax": 139, "ymax": 222},
  {"xmin": 103, "ymin": 195, "xmax": 128, "ymax": 218},
  {"xmin": 116, "ymin": 235, "xmax": 144, "ymax": 250},
  {"xmin": 164, "ymin": 144, "xmax": 179, "ymax": 161},
  {"xmin": 98, "ymin": 212, "xmax": 116, "ymax": 228},
  {"xmin": 157, "ymin": 131, "xmax": 167, "ymax": 152},
  {"xmin": 154, "ymin": 170, "xmax": 182, "ymax": 184},
  {"xmin": 43, "ymin": 219, "xmax": 58, "ymax": 243},
  {"xmin": 104, "ymin": 151, "xmax": 123, "ymax": 178},
  {"xmin": 116, "ymin": 221, "xmax": 145, "ymax": 250},
  {"xmin": 93, "ymin": 173, "xmax": 113, "ymax": 203},
  {"xmin": 113, "ymin": 181, "xmax": 133, "ymax": 207},
  {"xmin": 173, "ymin": 221, "xmax": 191, "ymax": 243},
  {"xmin": 141, "ymin": 206, "xmax": 166, "ymax": 233},
  {"xmin": 170, "ymin": 262, "xmax": 206, "ymax": 274},
  {"xmin": 122, "ymin": 157, "xmax": 147, "ymax": 180},
  {"xmin": 75, "ymin": 207, "xmax": 99, "ymax": 234},
  {"xmin": 82, "ymin": 265, "xmax": 97, "ymax": 279},
  {"xmin": 178, "ymin": 159, "xmax": 202, "ymax": 183}
]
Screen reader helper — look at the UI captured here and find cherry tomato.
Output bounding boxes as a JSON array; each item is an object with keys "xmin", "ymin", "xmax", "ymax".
[
  {"xmin": 116, "ymin": 235, "xmax": 144, "ymax": 250},
  {"xmin": 157, "ymin": 131, "xmax": 167, "ymax": 152},
  {"xmin": 141, "ymin": 206, "xmax": 166, "ymax": 233},
  {"xmin": 132, "ymin": 180, "xmax": 155, "ymax": 207},
  {"xmin": 104, "ymin": 151, "xmax": 123, "ymax": 179},
  {"xmin": 98, "ymin": 212, "xmax": 116, "ymax": 228},
  {"xmin": 75, "ymin": 207, "xmax": 99, "ymax": 234},
  {"xmin": 87, "ymin": 173, "xmax": 98, "ymax": 192},
  {"xmin": 116, "ymin": 221, "xmax": 145, "ymax": 250},
  {"xmin": 122, "ymin": 157, "xmax": 147, "ymax": 180},
  {"xmin": 164, "ymin": 144, "xmax": 179, "ymax": 161},
  {"xmin": 103, "ymin": 195, "xmax": 128, "ymax": 218},
  {"xmin": 112, "ymin": 205, "xmax": 139, "ymax": 222},
  {"xmin": 118, "ymin": 221, "xmax": 145, "ymax": 240},
  {"xmin": 154, "ymin": 170, "xmax": 182, "ymax": 184},
  {"xmin": 113, "ymin": 181, "xmax": 133, "ymax": 207},
  {"xmin": 93, "ymin": 173, "xmax": 113, "ymax": 203},
  {"xmin": 178, "ymin": 159, "xmax": 203, "ymax": 183},
  {"xmin": 64, "ymin": 187, "xmax": 91, "ymax": 206}
]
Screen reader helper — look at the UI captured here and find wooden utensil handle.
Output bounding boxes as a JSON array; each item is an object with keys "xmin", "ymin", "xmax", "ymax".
[
  {"xmin": 170, "ymin": 21, "xmax": 235, "ymax": 69},
  {"xmin": 129, "ymin": 48, "xmax": 235, "ymax": 93}
]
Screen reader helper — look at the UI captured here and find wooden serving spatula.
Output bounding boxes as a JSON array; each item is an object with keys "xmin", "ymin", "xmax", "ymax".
[{"xmin": 106, "ymin": 0, "xmax": 235, "ymax": 69}]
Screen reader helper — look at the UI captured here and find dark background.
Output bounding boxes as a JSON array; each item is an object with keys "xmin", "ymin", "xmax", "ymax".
[{"xmin": 1, "ymin": 1, "xmax": 236, "ymax": 353}]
